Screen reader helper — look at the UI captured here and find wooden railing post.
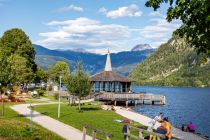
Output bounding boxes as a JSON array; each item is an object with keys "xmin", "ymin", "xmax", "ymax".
[
  {"xmin": 83, "ymin": 126, "xmax": 86, "ymax": 140},
  {"xmin": 138, "ymin": 131, "xmax": 143, "ymax": 139},
  {"xmin": 126, "ymin": 125, "xmax": 130, "ymax": 140},
  {"xmin": 92, "ymin": 130, "xmax": 96, "ymax": 140},
  {"xmin": 106, "ymin": 135, "xmax": 111, "ymax": 140}
]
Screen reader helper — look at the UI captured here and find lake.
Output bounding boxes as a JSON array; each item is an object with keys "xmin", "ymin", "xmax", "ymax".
[{"xmin": 132, "ymin": 86, "xmax": 210, "ymax": 138}]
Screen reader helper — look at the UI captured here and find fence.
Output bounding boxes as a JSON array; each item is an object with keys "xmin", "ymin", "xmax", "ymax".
[
  {"xmin": 83, "ymin": 125, "xmax": 113, "ymax": 140},
  {"xmin": 124, "ymin": 125, "xmax": 165, "ymax": 140}
]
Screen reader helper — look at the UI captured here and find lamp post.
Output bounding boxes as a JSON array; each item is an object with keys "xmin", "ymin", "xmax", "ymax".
[{"xmin": 58, "ymin": 75, "xmax": 62, "ymax": 118}]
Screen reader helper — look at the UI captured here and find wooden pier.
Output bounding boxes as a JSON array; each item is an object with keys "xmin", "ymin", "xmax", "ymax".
[{"xmin": 94, "ymin": 92, "xmax": 166, "ymax": 107}]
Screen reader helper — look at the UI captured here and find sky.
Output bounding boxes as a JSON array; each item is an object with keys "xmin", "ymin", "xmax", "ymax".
[{"xmin": 0, "ymin": 0, "xmax": 182, "ymax": 54}]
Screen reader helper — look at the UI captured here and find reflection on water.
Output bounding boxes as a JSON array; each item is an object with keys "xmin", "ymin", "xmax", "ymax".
[{"xmin": 132, "ymin": 86, "xmax": 210, "ymax": 137}]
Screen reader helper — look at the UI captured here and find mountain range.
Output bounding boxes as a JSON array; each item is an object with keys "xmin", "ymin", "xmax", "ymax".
[
  {"xmin": 34, "ymin": 44, "xmax": 155, "ymax": 75},
  {"xmin": 130, "ymin": 37, "xmax": 210, "ymax": 87}
]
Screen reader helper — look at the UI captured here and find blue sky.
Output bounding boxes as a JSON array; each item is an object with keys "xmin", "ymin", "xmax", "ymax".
[{"xmin": 0, "ymin": 0, "xmax": 181, "ymax": 54}]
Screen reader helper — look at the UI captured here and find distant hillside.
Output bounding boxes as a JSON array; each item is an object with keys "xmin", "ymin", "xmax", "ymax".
[
  {"xmin": 35, "ymin": 55, "xmax": 76, "ymax": 71},
  {"xmin": 130, "ymin": 37, "xmax": 210, "ymax": 87},
  {"xmin": 34, "ymin": 44, "xmax": 155, "ymax": 75}
]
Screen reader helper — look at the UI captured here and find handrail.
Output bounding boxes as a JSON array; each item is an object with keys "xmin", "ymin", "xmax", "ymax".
[
  {"xmin": 83, "ymin": 124, "xmax": 113, "ymax": 140},
  {"xmin": 124, "ymin": 125, "xmax": 165, "ymax": 140}
]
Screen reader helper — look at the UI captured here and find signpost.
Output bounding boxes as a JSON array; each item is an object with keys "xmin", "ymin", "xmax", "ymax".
[
  {"xmin": 58, "ymin": 75, "xmax": 62, "ymax": 118},
  {"xmin": 29, "ymin": 104, "xmax": 33, "ymax": 132}
]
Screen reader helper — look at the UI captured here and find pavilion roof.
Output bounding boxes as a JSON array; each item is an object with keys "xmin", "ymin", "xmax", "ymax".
[{"xmin": 90, "ymin": 71, "xmax": 132, "ymax": 82}]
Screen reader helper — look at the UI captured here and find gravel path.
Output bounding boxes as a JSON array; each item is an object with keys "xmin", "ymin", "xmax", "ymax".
[
  {"xmin": 111, "ymin": 106, "xmax": 205, "ymax": 140},
  {"xmin": 11, "ymin": 102, "xmax": 92, "ymax": 140}
]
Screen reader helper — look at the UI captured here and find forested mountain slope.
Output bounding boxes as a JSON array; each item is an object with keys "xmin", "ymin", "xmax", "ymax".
[{"xmin": 130, "ymin": 37, "xmax": 210, "ymax": 87}]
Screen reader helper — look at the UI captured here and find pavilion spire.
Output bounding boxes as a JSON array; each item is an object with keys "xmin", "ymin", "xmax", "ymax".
[{"xmin": 104, "ymin": 49, "xmax": 112, "ymax": 71}]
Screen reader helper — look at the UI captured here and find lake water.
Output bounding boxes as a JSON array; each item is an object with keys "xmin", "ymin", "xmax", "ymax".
[{"xmin": 132, "ymin": 86, "xmax": 210, "ymax": 138}]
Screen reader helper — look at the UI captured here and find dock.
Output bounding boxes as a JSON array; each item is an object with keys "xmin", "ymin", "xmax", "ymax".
[{"xmin": 94, "ymin": 92, "xmax": 166, "ymax": 107}]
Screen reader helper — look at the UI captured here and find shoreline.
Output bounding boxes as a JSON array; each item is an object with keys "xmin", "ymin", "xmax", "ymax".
[
  {"xmin": 102, "ymin": 105, "xmax": 207, "ymax": 140},
  {"xmin": 133, "ymin": 85, "xmax": 210, "ymax": 89}
]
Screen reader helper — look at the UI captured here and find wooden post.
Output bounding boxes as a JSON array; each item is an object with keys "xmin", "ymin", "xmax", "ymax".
[
  {"xmin": 114, "ymin": 100, "xmax": 117, "ymax": 106},
  {"xmin": 139, "ymin": 131, "xmax": 143, "ymax": 139},
  {"xmin": 1, "ymin": 93, "xmax": 4, "ymax": 116},
  {"xmin": 106, "ymin": 135, "xmax": 111, "ymax": 140},
  {"xmin": 126, "ymin": 125, "xmax": 130, "ymax": 140},
  {"xmin": 92, "ymin": 130, "xmax": 96, "ymax": 140},
  {"xmin": 126, "ymin": 101, "xmax": 128, "ymax": 108},
  {"xmin": 83, "ymin": 126, "xmax": 86, "ymax": 140},
  {"xmin": 163, "ymin": 96, "xmax": 166, "ymax": 105},
  {"xmin": 135, "ymin": 100, "xmax": 137, "ymax": 106}
]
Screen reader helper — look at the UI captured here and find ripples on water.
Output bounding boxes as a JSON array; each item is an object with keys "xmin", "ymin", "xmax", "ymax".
[{"xmin": 132, "ymin": 86, "xmax": 210, "ymax": 137}]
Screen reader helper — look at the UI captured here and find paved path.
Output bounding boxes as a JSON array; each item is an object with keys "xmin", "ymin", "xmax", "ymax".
[
  {"xmin": 108, "ymin": 106, "xmax": 205, "ymax": 140},
  {"xmin": 11, "ymin": 103, "xmax": 92, "ymax": 140}
]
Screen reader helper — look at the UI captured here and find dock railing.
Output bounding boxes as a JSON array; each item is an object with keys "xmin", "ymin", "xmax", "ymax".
[
  {"xmin": 83, "ymin": 124, "xmax": 113, "ymax": 140},
  {"xmin": 125, "ymin": 125, "xmax": 165, "ymax": 140},
  {"xmin": 95, "ymin": 93, "xmax": 165, "ymax": 103}
]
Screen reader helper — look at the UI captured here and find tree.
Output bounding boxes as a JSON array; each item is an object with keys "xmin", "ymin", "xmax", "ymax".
[
  {"xmin": 7, "ymin": 54, "xmax": 34, "ymax": 84},
  {"xmin": 0, "ymin": 28, "xmax": 37, "ymax": 71},
  {"xmin": 66, "ymin": 62, "xmax": 91, "ymax": 111},
  {"xmin": 0, "ymin": 48, "xmax": 10, "ymax": 87},
  {"xmin": 48, "ymin": 61, "xmax": 70, "ymax": 84},
  {"xmin": 34, "ymin": 66, "xmax": 48, "ymax": 84},
  {"xmin": 145, "ymin": 0, "xmax": 210, "ymax": 59}
]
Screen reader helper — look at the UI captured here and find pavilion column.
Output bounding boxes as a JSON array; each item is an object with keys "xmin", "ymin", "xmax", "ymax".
[
  {"xmin": 126, "ymin": 82, "xmax": 127, "ymax": 92},
  {"xmin": 93, "ymin": 82, "xmax": 95, "ymax": 92}
]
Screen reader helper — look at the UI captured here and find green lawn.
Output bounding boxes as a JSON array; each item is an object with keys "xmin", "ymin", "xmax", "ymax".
[
  {"xmin": 34, "ymin": 102, "xmax": 146, "ymax": 140},
  {"xmin": 0, "ymin": 102, "xmax": 64, "ymax": 140}
]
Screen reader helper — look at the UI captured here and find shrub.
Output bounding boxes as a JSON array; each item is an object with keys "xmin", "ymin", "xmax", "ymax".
[
  {"xmin": 37, "ymin": 89, "xmax": 46, "ymax": 96},
  {"xmin": 54, "ymin": 93, "xmax": 59, "ymax": 100}
]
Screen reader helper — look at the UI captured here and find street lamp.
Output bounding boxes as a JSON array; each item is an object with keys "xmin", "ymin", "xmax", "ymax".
[{"xmin": 58, "ymin": 75, "xmax": 62, "ymax": 118}]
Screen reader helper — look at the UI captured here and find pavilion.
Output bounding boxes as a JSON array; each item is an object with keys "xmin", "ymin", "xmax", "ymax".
[{"xmin": 90, "ymin": 50, "xmax": 132, "ymax": 93}]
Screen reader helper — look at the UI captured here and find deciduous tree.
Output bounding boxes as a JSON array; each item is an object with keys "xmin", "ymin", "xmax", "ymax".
[
  {"xmin": 48, "ymin": 61, "xmax": 70, "ymax": 84},
  {"xmin": 66, "ymin": 63, "xmax": 91, "ymax": 111}
]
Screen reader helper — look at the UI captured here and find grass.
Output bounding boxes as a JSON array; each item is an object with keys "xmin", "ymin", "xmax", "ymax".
[
  {"xmin": 0, "ymin": 102, "xmax": 64, "ymax": 140},
  {"xmin": 34, "ymin": 102, "xmax": 147, "ymax": 140}
]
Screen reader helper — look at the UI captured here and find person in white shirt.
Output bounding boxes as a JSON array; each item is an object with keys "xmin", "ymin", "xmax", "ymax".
[{"xmin": 147, "ymin": 112, "xmax": 163, "ymax": 132}]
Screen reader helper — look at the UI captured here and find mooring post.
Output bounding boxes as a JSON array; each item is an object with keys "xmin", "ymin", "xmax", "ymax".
[
  {"xmin": 163, "ymin": 96, "xmax": 166, "ymax": 105},
  {"xmin": 126, "ymin": 101, "xmax": 128, "ymax": 108},
  {"xmin": 135, "ymin": 100, "xmax": 137, "ymax": 106}
]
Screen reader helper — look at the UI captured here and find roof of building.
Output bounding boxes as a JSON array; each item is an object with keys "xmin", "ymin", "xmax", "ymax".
[
  {"xmin": 90, "ymin": 71, "xmax": 132, "ymax": 82},
  {"xmin": 90, "ymin": 50, "xmax": 132, "ymax": 82}
]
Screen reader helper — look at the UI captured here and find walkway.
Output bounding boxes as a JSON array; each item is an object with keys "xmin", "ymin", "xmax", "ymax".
[
  {"xmin": 109, "ymin": 106, "xmax": 205, "ymax": 140},
  {"xmin": 11, "ymin": 102, "xmax": 92, "ymax": 140}
]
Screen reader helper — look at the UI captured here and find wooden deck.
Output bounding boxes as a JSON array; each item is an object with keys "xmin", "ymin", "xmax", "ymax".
[{"xmin": 95, "ymin": 92, "xmax": 166, "ymax": 106}]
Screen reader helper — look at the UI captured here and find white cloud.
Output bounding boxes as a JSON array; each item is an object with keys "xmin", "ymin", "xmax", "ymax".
[
  {"xmin": 36, "ymin": 17, "xmax": 132, "ymax": 54},
  {"xmin": 99, "ymin": 4, "xmax": 142, "ymax": 19},
  {"xmin": 140, "ymin": 13, "xmax": 182, "ymax": 47},
  {"xmin": 149, "ymin": 11, "xmax": 165, "ymax": 18},
  {"xmin": 36, "ymin": 15, "xmax": 182, "ymax": 53},
  {"xmin": 57, "ymin": 4, "xmax": 83, "ymax": 12}
]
